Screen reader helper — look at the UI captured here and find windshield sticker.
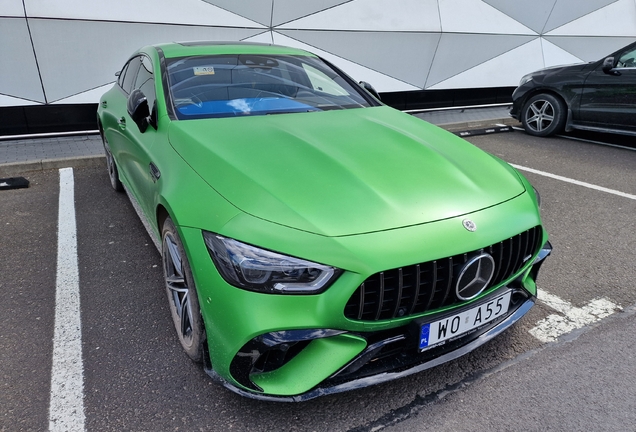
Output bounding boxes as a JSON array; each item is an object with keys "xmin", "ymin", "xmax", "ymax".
[{"xmin": 194, "ymin": 66, "xmax": 215, "ymax": 76}]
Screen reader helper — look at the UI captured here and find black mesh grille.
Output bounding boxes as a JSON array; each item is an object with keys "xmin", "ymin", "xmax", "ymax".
[{"xmin": 344, "ymin": 226, "xmax": 543, "ymax": 321}]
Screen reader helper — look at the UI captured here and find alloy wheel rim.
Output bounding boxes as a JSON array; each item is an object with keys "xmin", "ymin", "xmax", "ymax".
[
  {"xmin": 526, "ymin": 100, "xmax": 555, "ymax": 132},
  {"xmin": 105, "ymin": 147, "xmax": 117, "ymax": 185},
  {"xmin": 163, "ymin": 233, "xmax": 194, "ymax": 346}
]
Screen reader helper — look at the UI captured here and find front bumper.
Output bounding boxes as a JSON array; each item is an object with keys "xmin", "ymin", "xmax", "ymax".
[
  {"xmin": 201, "ymin": 239, "xmax": 551, "ymax": 401},
  {"xmin": 509, "ymin": 84, "xmax": 535, "ymax": 120},
  {"xmin": 205, "ymin": 288, "xmax": 535, "ymax": 402}
]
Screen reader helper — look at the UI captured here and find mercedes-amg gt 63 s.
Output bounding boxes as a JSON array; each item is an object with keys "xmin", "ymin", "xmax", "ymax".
[{"xmin": 98, "ymin": 41, "xmax": 551, "ymax": 401}]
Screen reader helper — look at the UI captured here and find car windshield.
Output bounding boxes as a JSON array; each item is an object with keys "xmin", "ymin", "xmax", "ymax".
[{"xmin": 166, "ymin": 54, "xmax": 373, "ymax": 119}]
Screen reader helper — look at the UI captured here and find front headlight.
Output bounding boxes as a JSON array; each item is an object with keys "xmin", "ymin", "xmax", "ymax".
[
  {"xmin": 519, "ymin": 74, "xmax": 533, "ymax": 86},
  {"xmin": 203, "ymin": 232, "xmax": 342, "ymax": 294}
]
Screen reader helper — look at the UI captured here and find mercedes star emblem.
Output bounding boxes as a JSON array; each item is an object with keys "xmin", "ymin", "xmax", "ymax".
[
  {"xmin": 462, "ymin": 219, "xmax": 477, "ymax": 232},
  {"xmin": 456, "ymin": 253, "xmax": 496, "ymax": 301}
]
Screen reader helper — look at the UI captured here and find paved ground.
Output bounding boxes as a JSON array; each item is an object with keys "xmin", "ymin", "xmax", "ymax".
[
  {"xmin": 381, "ymin": 305, "xmax": 636, "ymax": 432},
  {"xmin": 2, "ymin": 107, "xmax": 635, "ymax": 431}
]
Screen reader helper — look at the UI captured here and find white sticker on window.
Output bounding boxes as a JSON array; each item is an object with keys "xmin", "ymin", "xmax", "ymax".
[{"xmin": 194, "ymin": 66, "xmax": 215, "ymax": 76}]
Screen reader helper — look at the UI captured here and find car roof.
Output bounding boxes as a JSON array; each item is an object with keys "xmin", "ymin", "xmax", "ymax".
[{"xmin": 150, "ymin": 41, "xmax": 316, "ymax": 59}]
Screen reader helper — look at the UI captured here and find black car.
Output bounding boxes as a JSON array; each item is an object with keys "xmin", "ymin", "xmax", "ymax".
[{"xmin": 510, "ymin": 41, "xmax": 636, "ymax": 137}]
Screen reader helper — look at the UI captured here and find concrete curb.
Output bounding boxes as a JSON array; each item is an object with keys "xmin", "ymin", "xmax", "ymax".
[
  {"xmin": 436, "ymin": 117, "xmax": 521, "ymax": 132},
  {"xmin": 0, "ymin": 154, "xmax": 105, "ymax": 177}
]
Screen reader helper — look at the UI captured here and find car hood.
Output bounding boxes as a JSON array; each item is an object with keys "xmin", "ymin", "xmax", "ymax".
[
  {"xmin": 531, "ymin": 62, "xmax": 590, "ymax": 76},
  {"xmin": 167, "ymin": 107, "xmax": 525, "ymax": 236}
]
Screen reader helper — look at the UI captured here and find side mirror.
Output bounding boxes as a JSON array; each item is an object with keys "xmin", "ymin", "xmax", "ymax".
[
  {"xmin": 359, "ymin": 81, "xmax": 381, "ymax": 101},
  {"xmin": 602, "ymin": 57, "xmax": 619, "ymax": 75},
  {"xmin": 127, "ymin": 89, "xmax": 152, "ymax": 133}
]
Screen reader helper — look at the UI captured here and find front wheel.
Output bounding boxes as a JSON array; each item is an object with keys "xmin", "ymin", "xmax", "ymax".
[
  {"xmin": 521, "ymin": 93, "xmax": 566, "ymax": 137},
  {"xmin": 162, "ymin": 218, "xmax": 205, "ymax": 362}
]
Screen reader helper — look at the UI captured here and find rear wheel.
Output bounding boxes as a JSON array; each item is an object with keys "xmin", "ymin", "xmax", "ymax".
[
  {"xmin": 101, "ymin": 133, "xmax": 124, "ymax": 192},
  {"xmin": 162, "ymin": 218, "xmax": 204, "ymax": 362},
  {"xmin": 521, "ymin": 93, "xmax": 566, "ymax": 137}
]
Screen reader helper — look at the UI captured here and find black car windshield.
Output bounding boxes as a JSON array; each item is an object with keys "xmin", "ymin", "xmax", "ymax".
[{"xmin": 166, "ymin": 54, "xmax": 373, "ymax": 119}]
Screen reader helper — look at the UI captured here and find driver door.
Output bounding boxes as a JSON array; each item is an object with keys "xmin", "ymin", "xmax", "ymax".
[
  {"xmin": 119, "ymin": 55, "xmax": 159, "ymax": 219},
  {"xmin": 578, "ymin": 45, "xmax": 636, "ymax": 131}
]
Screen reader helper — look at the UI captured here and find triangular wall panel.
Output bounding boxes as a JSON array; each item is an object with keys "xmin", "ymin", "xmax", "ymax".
[
  {"xmin": 29, "ymin": 19, "xmax": 264, "ymax": 102},
  {"xmin": 273, "ymin": 32, "xmax": 419, "ymax": 91},
  {"xmin": 0, "ymin": 94, "xmax": 40, "ymax": 107},
  {"xmin": 429, "ymin": 39, "xmax": 546, "ymax": 89},
  {"xmin": 0, "ymin": 18, "xmax": 45, "ymax": 103},
  {"xmin": 272, "ymin": 0, "xmax": 352, "ymax": 27},
  {"xmin": 279, "ymin": 0, "xmax": 441, "ymax": 32},
  {"xmin": 545, "ymin": 36, "xmax": 636, "ymax": 61},
  {"xmin": 440, "ymin": 0, "xmax": 536, "ymax": 35},
  {"xmin": 541, "ymin": 38, "xmax": 584, "ymax": 67},
  {"xmin": 53, "ymin": 84, "xmax": 117, "ymax": 105},
  {"xmin": 278, "ymin": 30, "xmax": 441, "ymax": 88},
  {"xmin": 483, "ymin": 0, "xmax": 556, "ymax": 34},
  {"xmin": 4, "ymin": 0, "xmax": 25, "ymax": 17},
  {"xmin": 241, "ymin": 31, "xmax": 275, "ymax": 44},
  {"xmin": 546, "ymin": 0, "xmax": 636, "ymax": 36},
  {"xmin": 25, "ymin": 0, "xmax": 265, "ymax": 28},
  {"xmin": 543, "ymin": 0, "xmax": 620, "ymax": 33},
  {"xmin": 202, "ymin": 0, "xmax": 273, "ymax": 27},
  {"xmin": 426, "ymin": 34, "xmax": 537, "ymax": 87}
]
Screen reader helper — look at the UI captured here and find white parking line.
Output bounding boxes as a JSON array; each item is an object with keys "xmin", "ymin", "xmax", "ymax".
[
  {"xmin": 49, "ymin": 168, "xmax": 85, "ymax": 431},
  {"xmin": 530, "ymin": 289, "xmax": 621, "ymax": 343},
  {"xmin": 509, "ymin": 162, "xmax": 631, "ymax": 342},
  {"xmin": 512, "ymin": 164, "xmax": 636, "ymax": 201}
]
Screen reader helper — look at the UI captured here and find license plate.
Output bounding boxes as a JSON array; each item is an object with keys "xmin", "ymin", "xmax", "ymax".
[{"xmin": 419, "ymin": 291, "xmax": 511, "ymax": 350}]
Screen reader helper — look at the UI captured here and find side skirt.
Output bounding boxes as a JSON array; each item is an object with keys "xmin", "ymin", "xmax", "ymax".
[{"xmin": 123, "ymin": 184, "xmax": 161, "ymax": 252}]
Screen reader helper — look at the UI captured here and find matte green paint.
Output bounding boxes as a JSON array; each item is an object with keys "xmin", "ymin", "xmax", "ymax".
[
  {"xmin": 168, "ymin": 107, "xmax": 525, "ymax": 236},
  {"xmin": 251, "ymin": 334, "xmax": 367, "ymax": 396},
  {"xmin": 98, "ymin": 42, "xmax": 549, "ymax": 398}
]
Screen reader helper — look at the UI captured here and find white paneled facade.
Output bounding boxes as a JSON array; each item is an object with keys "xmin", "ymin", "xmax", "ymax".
[{"xmin": 2, "ymin": 0, "xmax": 636, "ymax": 107}]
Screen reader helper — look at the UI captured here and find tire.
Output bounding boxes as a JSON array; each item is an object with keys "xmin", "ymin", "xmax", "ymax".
[
  {"xmin": 162, "ymin": 218, "xmax": 204, "ymax": 362},
  {"xmin": 101, "ymin": 134, "xmax": 124, "ymax": 192},
  {"xmin": 521, "ymin": 93, "xmax": 566, "ymax": 137}
]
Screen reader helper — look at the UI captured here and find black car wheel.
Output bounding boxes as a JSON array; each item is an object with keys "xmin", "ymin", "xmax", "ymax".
[
  {"xmin": 521, "ymin": 93, "xmax": 566, "ymax": 137},
  {"xmin": 101, "ymin": 134, "xmax": 124, "ymax": 192},
  {"xmin": 162, "ymin": 218, "xmax": 205, "ymax": 362}
]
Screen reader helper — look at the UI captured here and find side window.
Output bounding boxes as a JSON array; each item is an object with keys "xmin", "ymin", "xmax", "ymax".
[
  {"xmin": 134, "ymin": 56, "xmax": 156, "ymax": 108},
  {"xmin": 121, "ymin": 56, "xmax": 142, "ymax": 94},
  {"xmin": 302, "ymin": 63, "xmax": 348, "ymax": 96},
  {"xmin": 117, "ymin": 62, "xmax": 129, "ymax": 88},
  {"xmin": 617, "ymin": 47, "xmax": 636, "ymax": 68}
]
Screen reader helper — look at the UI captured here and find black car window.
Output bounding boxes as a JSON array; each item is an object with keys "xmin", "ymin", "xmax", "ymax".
[
  {"xmin": 134, "ymin": 56, "xmax": 156, "ymax": 108},
  {"xmin": 617, "ymin": 47, "xmax": 636, "ymax": 68},
  {"xmin": 121, "ymin": 56, "xmax": 142, "ymax": 94}
]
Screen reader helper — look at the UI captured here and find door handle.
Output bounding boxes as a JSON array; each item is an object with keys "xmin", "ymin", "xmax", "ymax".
[
  {"xmin": 117, "ymin": 117, "xmax": 126, "ymax": 130},
  {"xmin": 149, "ymin": 163, "xmax": 161, "ymax": 183}
]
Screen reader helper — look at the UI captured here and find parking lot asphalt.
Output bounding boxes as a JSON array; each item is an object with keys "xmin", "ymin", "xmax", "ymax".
[{"xmin": 1, "ymin": 109, "xmax": 635, "ymax": 431}]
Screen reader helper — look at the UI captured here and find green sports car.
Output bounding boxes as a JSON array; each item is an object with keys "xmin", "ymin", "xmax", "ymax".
[{"xmin": 97, "ymin": 41, "xmax": 551, "ymax": 401}]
